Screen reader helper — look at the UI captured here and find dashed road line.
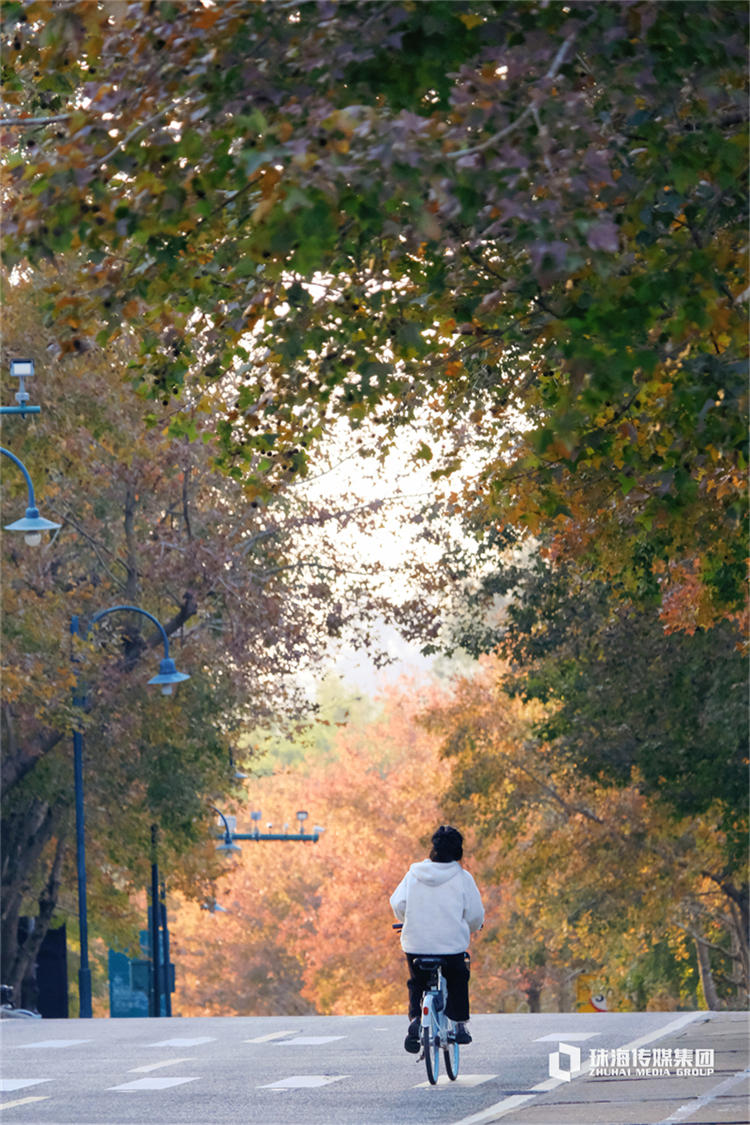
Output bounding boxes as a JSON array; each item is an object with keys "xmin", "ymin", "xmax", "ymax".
[
  {"xmin": 244, "ymin": 1030, "xmax": 300, "ymax": 1043},
  {"xmin": 414, "ymin": 1074, "xmax": 498, "ymax": 1089},
  {"xmin": 257, "ymin": 1075, "xmax": 349, "ymax": 1089},
  {"xmin": 275, "ymin": 1035, "xmax": 346, "ymax": 1046},
  {"xmin": 147, "ymin": 1037, "xmax": 215, "ymax": 1047},
  {"xmin": 656, "ymin": 1066, "xmax": 750, "ymax": 1124},
  {"xmin": 108, "ymin": 1076, "xmax": 201, "ymax": 1091},
  {"xmin": 533, "ymin": 1032, "xmax": 600, "ymax": 1042},
  {"xmin": 12, "ymin": 1039, "xmax": 91, "ymax": 1050},
  {"xmin": 0, "ymin": 1082, "xmax": 51, "ymax": 1093},
  {"xmin": 128, "ymin": 1057, "xmax": 195, "ymax": 1073},
  {"xmin": 0, "ymin": 1096, "xmax": 51, "ymax": 1111}
]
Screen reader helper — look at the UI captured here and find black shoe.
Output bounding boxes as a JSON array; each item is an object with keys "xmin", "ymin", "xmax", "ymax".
[
  {"xmin": 404, "ymin": 1018, "xmax": 420, "ymax": 1053},
  {"xmin": 454, "ymin": 1022, "xmax": 472, "ymax": 1044}
]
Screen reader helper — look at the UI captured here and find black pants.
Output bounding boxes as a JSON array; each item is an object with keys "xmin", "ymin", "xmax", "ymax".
[{"xmin": 405, "ymin": 952, "xmax": 471, "ymax": 1023}]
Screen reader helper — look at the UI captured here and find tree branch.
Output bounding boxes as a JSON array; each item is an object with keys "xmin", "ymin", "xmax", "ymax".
[
  {"xmin": 448, "ymin": 27, "xmax": 580, "ymax": 159},
  {"xmin": 0, "ymin": 114, "xmax": 72, "ymax": 127}
]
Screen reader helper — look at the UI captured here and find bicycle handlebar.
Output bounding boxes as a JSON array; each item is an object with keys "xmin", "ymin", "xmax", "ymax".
[{"xmin": 392, "ymin": 922, "xmax": 403, "ymax": 931}]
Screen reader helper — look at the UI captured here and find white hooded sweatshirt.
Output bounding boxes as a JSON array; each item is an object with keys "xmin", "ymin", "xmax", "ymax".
[{"xmin": 390, "ymin": 859, "xmax": 485, "ymax": 954}]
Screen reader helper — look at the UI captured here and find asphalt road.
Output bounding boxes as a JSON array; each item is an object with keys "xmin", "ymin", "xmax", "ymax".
[{"xmin": 0, "ymin": 1010, "xmax": 708, "ymax": 1125}]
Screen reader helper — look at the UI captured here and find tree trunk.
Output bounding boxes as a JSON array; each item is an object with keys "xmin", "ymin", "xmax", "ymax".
[
  {"xmin": 694, "ymin": 937, "xmax": 719, "ymax": 1011},
  {"xmin": 11, "ymin": 833, "xmax": 68, "ymax": 1004},
  {"xmin": 1, "ymin": 799, "xmax": 67, "ymax": 998}
]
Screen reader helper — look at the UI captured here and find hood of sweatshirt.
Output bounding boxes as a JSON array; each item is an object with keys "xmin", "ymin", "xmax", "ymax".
[{"xmin": 409, "ymin": 859, "xmax": 462, "ymax": 887}]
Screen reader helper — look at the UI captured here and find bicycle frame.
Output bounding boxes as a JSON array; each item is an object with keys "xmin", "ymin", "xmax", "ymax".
[
  {"xmin": 421, "ymin": 964, "xmax": 449, "ymax": 1044},
  {"xmin": 418, "ymin": 959, "xmax": 459, "ymax": 1084},
  {"xmin": 391, "ymin": 924, "xmax": 459, "ymax": 1084}
]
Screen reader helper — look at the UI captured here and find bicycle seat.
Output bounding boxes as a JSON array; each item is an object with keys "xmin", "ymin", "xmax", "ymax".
[{"xmin": 413, "ymin": 956, "xmax": 446, "ymax": 970}]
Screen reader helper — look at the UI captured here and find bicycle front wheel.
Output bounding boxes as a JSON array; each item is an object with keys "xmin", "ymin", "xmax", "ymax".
[
  {"xmin": 444, "ymin": 1021, "xmax": 459, "ymax": 1080},
  {"xmin": 423, "ymin": 1020, "xmax": 440, "ymax": 1085}
]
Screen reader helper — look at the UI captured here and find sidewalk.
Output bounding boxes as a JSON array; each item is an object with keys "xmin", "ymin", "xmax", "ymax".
[{"xmin": 460, "ymin": 1012, "xmax": 749, "ymax": 1125}]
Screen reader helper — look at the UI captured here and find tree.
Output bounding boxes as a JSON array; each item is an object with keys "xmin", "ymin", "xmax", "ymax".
[
  {"xmin": 0, "ymin": 266, "xmax": 435, "ymax": 1004},
  {"xmin": 445, "ymin": 551, "xmax": 749, "ymax": 863},
  {"xmin": 169, "ymin": 677, "xmax": 511, "ymax": 1017},
  {"xmin": 1, "ymin": 1, "xmax": 746, "ymax": 621},
  {"xmin": 425, "ymin": 654, "xmax": 749, "ymax": 1009}
]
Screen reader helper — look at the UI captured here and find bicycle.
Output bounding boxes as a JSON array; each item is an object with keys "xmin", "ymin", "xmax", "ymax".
[{"xmin": 393, "ymin": 924, "xmax": 459, "ymax": 1085}]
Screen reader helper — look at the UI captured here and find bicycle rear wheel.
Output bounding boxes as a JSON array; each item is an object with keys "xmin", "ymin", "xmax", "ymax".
[
  {"xmin": 444, "ymin": 1021, "xmax": 459, "ymax": 1080},
  {"xmin": 423, "ymin": 1019, "xmax": 440, "ymax": 1085}
]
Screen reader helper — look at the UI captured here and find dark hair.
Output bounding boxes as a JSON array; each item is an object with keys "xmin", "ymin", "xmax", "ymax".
[{"xmin": 430, "ymin": 825, "xmax": 463, "ymax": 863}]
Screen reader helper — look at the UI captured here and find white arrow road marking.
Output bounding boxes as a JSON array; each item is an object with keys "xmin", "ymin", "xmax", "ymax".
[
  {"xmin": 128, "ymin": 1058, "xmax": 195, "ymax": 1073},
  {"xmin": 109, "ymin": 1077, "xmax": 201, "ymax": 1091},
  {"xmin": 0, "ymin": 1081, "xmax": 52, "ymax": 1092},
  {"xmin": 147, "ymin": 1037, "xmax": 215, "ymax": 1047},
  {"xmin": 257, "ymin": 1075, "xmax": 349, "ymax": 1089},
  {"xmin": 275, "ymin": 1036, "xmax": 345, "ymax": 1046},
  {"xmin": 414, "ymin": 1074, "xmax": 498, "ymax": 1089},
  {"xmin": 244, "ymin": 1031, "xmax": 301, "ymax": 1043},
  {"xmin": 0, "ymin": 1096, "xmax": 51, "ymax": 1111},
  {"xmin": 13, "ymin": 1039, "xmax": 92, "ymax": 1049}
]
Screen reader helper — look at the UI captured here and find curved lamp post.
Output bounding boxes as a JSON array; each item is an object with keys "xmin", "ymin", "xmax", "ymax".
[
  {"xmin": 210, "ymin": 806, "xmax": 242, "ymax": 855},
  {"xmin": 71, "ymin": 605, "xmax": 190, "ymax": 1019},
  {"xmin": 1, "ymin": 447, "xmax": 61, "ymax": 545}
]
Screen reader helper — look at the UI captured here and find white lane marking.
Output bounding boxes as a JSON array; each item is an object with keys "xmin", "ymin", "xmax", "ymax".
[
  {"xmin": 533, "ymin": 1032, "xmax": 600, "ymax": 1042},
  {"xmin": 109, "ymin": 1077, "xmax": 201, "ymax": 1091},
  {"xmin": 257, "ymin": 1075, "xmax": 349, "ymax": 1089},
  {"xmin": 128, "ymin": 1058, "xmax": 195, "ymax": 1073},
  {"xmin": 275, "ymin": 1036, "xmax": 345, "ymax": 1046},
  {"xmin": 244, "ymin": 1031, "xmax": 301, "ymax": 1043},
  {"xmin": 656, "ymin": 1067, "xmax": 750, "ymax": 1124},
  {"xmin": 0, "ymin": 1081, "xmax": 52, "ymax": 1092},
  {"xmin": 414, "ymin": 1074, "xmax": 498, "ymax": 1089},
  {"xmin": 13, "ymin": 1039, "xmax": 92, "ymax": 1050},
  {"xmin": 147, "ymin": 1037, "xmax": 215, "ymax": 1047},
  {"xmin": 448, "ymin": 1011, "xmax": 712, "ymax": 1125},
  {"xmin": 0, "ymin": 1096, "xmax": 51, "ymax": 1111}
]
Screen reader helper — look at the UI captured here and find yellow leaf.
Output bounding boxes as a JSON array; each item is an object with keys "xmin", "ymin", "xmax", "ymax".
[{"xmin": 459, "ymin": 13, "xmax": 485, "ymax": 28}]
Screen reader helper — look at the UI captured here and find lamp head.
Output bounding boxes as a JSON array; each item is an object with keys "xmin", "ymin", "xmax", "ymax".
[
  {"xmin": 10, "ymin": 359, "xmax": 34, "ymax": 379},
  {"xmin": 4, "ymin": 507, "xmax": 61, "ymax": 545},
  {"xmin": 147, "ymin": 656, "xmax": 190, "ymax": 693},
  {"xmin": 215, "ymin": 839, "xmax": 242, "ymax": 855},
  {"xmin": 10, "ymin": 359, "xmax": 34, "ymax": 410}
]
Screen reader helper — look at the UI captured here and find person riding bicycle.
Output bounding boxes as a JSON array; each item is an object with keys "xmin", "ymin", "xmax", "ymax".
[{"xmin": 390, "ymin": 825, "xmax": 484, "ymax": 1054}]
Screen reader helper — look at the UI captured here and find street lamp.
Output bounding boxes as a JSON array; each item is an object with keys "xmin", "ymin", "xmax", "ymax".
[
  {"xmin": 70, "ymin": 605, "xmax": 190, "ymax": 1019},
  {"xmin": 0, "ymin": 358, "xmax": 41, "ymax": 417},
  {"xmin": 212, "ymin": 808, "xmax": 324, "ymax": 845},
  {"xmin": 0, "ymin": 447, "xmax": 61, "ymax": 545},
  {"xmin": 210, "ymin": 806, "xmax": 242, "ymax": 855}
]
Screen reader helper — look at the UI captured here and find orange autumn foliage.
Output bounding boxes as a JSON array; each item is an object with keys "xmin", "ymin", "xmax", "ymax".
[{"xmin": 169, "ymin": 678, "xmax": 508, "ymax": 1017}]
